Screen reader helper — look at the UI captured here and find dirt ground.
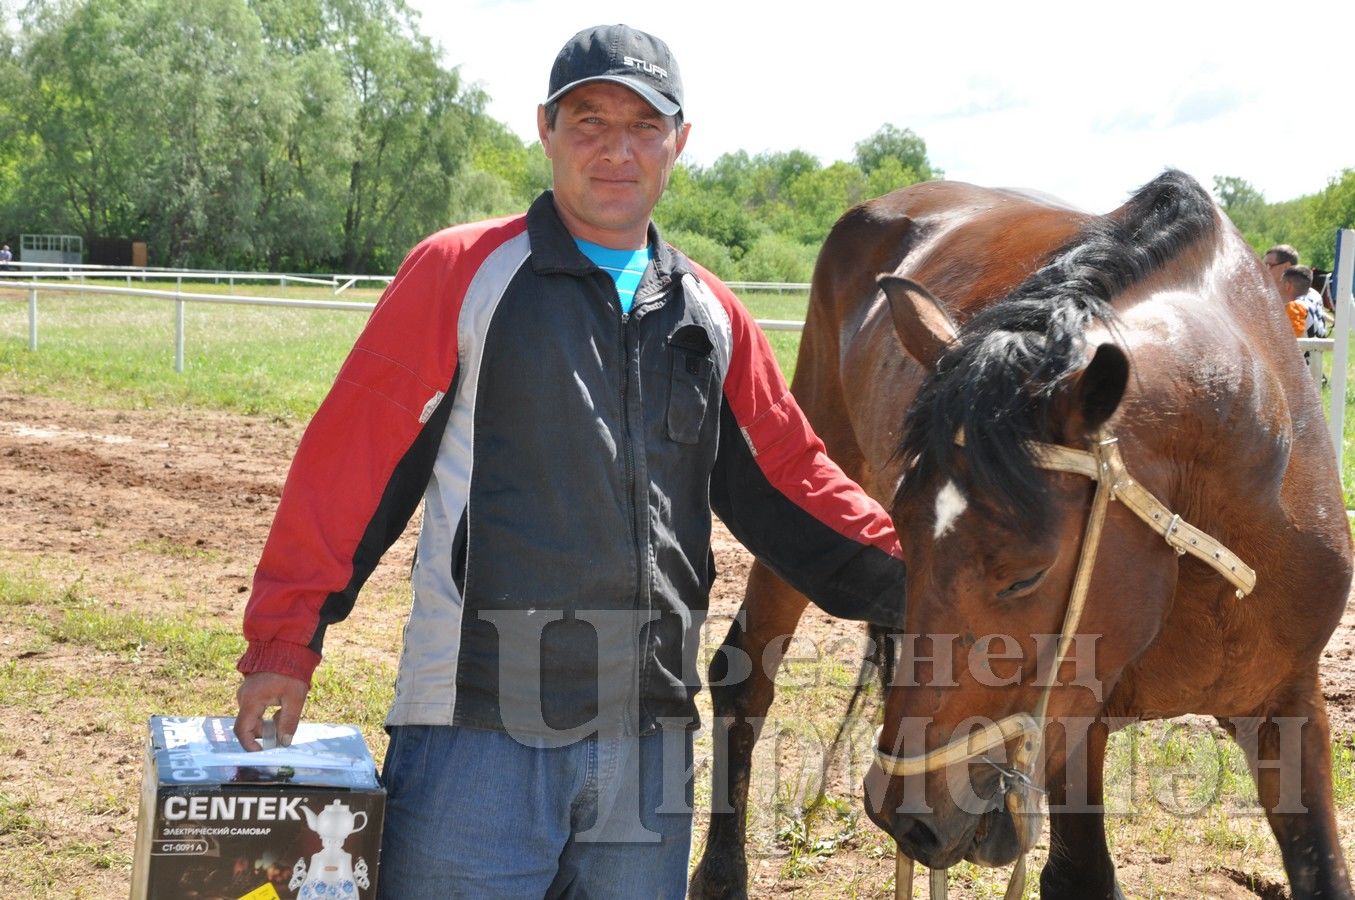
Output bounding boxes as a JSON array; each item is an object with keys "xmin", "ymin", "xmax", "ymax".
[{"xmin": 2, "ymin": 386, "xmax": 1355, "ymax": 897}]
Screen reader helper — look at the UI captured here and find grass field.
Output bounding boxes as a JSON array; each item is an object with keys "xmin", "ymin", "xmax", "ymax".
[{"xmin": 1, "ymin": 279, "xmax": 1354, "ymax": 896}]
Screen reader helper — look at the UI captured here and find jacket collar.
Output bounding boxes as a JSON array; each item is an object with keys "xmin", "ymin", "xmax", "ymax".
[{"xmin": 526, "ymin": 190, "xmax": 693, "ymax": 282}]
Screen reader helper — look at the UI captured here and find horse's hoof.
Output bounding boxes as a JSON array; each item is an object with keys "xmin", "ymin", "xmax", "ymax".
[
  {"xmin": 688, "ymin": 858, "xmax": 749, "ymax": 900},
  {"xmin": 1040, "ymin": 866, "xmax": 1122, "ymax": 900}
]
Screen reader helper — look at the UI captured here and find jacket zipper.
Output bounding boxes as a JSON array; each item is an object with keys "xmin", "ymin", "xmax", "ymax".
[
  {"xmin": 622, "ymin": 281, "xmax": 668, "ymax": 734},
  {"xmin": 616, "ymin": 290, "xmax": 642, "ymax": 733}
]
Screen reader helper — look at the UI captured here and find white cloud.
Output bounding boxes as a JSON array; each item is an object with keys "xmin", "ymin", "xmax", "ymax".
[{"xmin": 410, "ymin": 0, "xmax": 1355, "ymax": 215}]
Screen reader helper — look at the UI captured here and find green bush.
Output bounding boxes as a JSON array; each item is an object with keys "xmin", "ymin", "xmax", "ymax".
[
  {"xmin": 735, "ymin": 233, "xmax": 817, "ymax": 283},
  {"xmin": 665, "ymin": 228, "xmax": 738, "ymax": 280}
]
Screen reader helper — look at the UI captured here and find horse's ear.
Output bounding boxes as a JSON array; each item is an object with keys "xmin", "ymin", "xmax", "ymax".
[
  {"xmin": 878, "ymin": 274, "xmax": 958, "ymax": 371},
  {"xmin": 1066, "ymin": 343, "xmax": 1129, "ymax": 437}
]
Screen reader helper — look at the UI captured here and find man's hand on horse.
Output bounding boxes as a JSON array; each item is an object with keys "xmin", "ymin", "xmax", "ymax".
[{"xmin": 234, "ymin": 672, "xmax": 308, "ymax": 751}]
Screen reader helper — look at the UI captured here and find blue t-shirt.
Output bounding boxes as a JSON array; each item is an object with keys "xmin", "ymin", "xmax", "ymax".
[{"xmin": 574, "ymin": 238, "xmax": 651, "ymax": 314}]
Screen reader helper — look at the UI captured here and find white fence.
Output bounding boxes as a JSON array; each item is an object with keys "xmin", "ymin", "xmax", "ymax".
[
  {"xmin": 0, "ymin": 277, "xmax": 811, "ymax": 372},
  {"xmin": 1, "ymin": 260, "xmax": 391, "ymax": 294},
  {"xmin": 4, "ymin": 265, "xmax": 811, "ymax": 297}
]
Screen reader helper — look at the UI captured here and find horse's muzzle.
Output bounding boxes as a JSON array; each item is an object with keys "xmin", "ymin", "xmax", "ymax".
[{"xmin": 863, "ymin": 762, "xmax": 1028, "ymax": 870}]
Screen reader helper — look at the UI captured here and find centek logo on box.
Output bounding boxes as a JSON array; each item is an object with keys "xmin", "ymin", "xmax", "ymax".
[{"xmin": 162, "ymin": 796, "xmax": 303, "ymax": 822}]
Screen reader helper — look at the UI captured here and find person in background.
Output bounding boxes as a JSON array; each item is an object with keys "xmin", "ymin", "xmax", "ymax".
[
  {"xmin": 0, "ymin": 244, "xmax": 11, "ymax": 270},
  {"xmin": 1279, "ymin": 264, "xmax": 1315, "ymax": 338},
  {"xmin": 1263, "ymin": 243, "xmax": 1300, "ymax": 287},
  {"xmin": 232, "ymin": 22, "xmax": 906, "ymax": 900},
  {"xmin": 1265, "ymin": 244, "xmax": 1328, "ymax": 337}
]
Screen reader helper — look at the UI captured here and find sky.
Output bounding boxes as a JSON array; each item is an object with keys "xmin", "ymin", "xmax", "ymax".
[{"xmin": 407, "ymin": 0, "xmax": 1355, "ymax": 215}]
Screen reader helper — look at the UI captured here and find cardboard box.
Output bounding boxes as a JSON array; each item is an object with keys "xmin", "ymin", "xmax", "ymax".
[{"xmin": 131, "ymin": 716, "xmax": 384, "ymax": 900}]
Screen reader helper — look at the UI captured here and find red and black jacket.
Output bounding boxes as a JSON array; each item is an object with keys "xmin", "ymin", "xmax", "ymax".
[{"xmin": 239, "ymin": 193, "xmax": 904, "ymax": 737}]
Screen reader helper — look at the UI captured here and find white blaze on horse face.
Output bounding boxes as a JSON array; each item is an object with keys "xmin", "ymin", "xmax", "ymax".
[{"xmin": 933, "ymin": 480, "xmax": 968, "ymax": 540}]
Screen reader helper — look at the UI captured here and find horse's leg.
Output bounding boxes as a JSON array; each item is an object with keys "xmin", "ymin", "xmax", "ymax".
[
  {"xmin": 1224, "ymin": 673, "xmax": 1353, "ymax": 899},
  {"xmin": 691, "ymin": 281, "xmax": 870, "ymax": 898},
  {"xmin": 688, "ymin": 563, "xmax": 808, "ymax": 899},
  {"xmin": 1039, "ymin": 719, "xmax": 1125, "ymax": 900}
]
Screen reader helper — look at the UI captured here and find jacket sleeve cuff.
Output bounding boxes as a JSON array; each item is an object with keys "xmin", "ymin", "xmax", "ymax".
[{"xmin": 237, "ymin": 640, "xmax": 322, "ymax": 687}]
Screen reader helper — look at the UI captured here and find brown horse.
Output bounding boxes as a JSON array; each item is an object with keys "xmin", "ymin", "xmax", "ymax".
[{"xmin": 690, "ymin": 170, "xmax": 1353, "ymax": 898}]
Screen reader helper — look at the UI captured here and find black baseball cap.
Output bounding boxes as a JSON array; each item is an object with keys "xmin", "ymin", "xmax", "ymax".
[{"xmin": 545, "ymin": 24, "xmax": 683, "ymax": 117}]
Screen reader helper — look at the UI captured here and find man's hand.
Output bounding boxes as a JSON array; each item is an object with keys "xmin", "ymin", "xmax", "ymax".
[{"xmin": 234, "ymin": 672, "xmax": 309, "ymax": 751}]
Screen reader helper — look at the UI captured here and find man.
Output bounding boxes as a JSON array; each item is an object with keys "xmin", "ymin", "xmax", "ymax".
[
  {"xmin": 1264, "ymin": 243, "xmax": 1328, "ymax": 337},
  {"xmin": 233, "ymin": 24, "xmax": 905, "ymax": 899},
  {"xmin": 1262, "ymin": 243, "xmax": 1299, "ymax": 287}
]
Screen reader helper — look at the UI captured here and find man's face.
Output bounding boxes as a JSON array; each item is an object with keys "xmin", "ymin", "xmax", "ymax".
[
  {"xmin": 1263, "ymin": 253, "xmax": 1290, "ymax": 289},
  {"xmin": 538, "ymin": 82, "xmax": 690, "ymax": 248}
]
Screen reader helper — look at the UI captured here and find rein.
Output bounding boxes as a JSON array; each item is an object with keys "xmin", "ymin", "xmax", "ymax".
[{"xmin": 881, "ymin": 432, "xmax": 1255, "ymax": 899}]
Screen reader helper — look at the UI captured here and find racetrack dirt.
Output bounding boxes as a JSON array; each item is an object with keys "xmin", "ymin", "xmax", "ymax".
[{"xmin": 2, "ymin": 386, "xmax": 1354, "ymax": 897}]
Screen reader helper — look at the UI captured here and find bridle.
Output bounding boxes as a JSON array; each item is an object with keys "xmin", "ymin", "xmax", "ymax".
[{"xmin": 877, "ymin": 431, "xmax": 1256, "ymax": 900}]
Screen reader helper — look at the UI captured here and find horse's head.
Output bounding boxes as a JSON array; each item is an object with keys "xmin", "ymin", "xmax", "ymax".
[{"xmin": 863, "ymin": 274, "xmax": 1178, "ymax": 869}]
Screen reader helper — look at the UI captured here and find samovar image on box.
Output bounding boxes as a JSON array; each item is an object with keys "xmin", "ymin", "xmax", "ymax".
[{"xmin": 290, "ymin": 800, "xmax": 372, "ymax": 899}]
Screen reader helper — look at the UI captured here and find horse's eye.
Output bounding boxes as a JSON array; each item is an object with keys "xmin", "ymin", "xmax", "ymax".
[{"xmin": 997, "ymin": 569, "xmax": 1047, "ymax": 599}]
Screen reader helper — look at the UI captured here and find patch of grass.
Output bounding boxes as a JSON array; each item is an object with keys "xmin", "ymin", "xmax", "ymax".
[
  {"xmin": 309, "ymin": 658, "xmax": 397, "ymax": 737},
  {"xmin": 776, "ymin": 796, "xmax": 862, "ymax": 879},
  {"xmin": 1332, "ymin": 740, "xmax": 1355, "ymax": 806},
  {"xmin": 1106, "ymin": 721, "xmax": 1264, "ymax": 821},
  {"xmin": 44, "ymin": 605, "xmax": 244, "ymax": 676},
  {"xmin": 0, "ymin": 792, "xmax": 126, "ymax": 893},
  {"xmin": 1200, "ymin": 807, "xmax": 1266, "ymax": 854},
  {"xmin": 60, "ymin": 840, "xmax": 127, "ymax": 871},
  {"xmin": 130, "ymin": 536, "xmax": 222, "ymax": 561},
  {"xmin": 75, "ymin": 776, "xmax": 132, "ymax": 819},
  {"xmin": 0, "ymin": 658, "xmax": 49, "ymax": 698},
  {"xmin": 0, "ymin": 792, "xmax": 41, "ymax": 842},
  {"xmin": 0, "ymin": 567, "xmax": 50, "ymax": 606}
]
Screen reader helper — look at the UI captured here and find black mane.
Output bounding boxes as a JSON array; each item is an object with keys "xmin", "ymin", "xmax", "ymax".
[{"xmin": 895, "ymin": 169, "xmax": 1218, "ymax": 525}]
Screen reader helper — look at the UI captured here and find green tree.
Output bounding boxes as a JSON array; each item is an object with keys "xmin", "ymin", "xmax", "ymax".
[
  {"xmin": 466, "ymin": 118, "xmax": 551, "ymax": 214},
  {"xmin": 250, "ymin": 10, "xmax": 354, "ymax": 270},
  {"xmin": 655, "ymin": 163, "xmax": 761, "ymax": 257},
  {"xmin": 0, "ymin": 2, "xmax": 26, "ymax": 242},
  {"xmin": 778, "ymin": 161, "xmax": 869, "ymax": 244},
  {"xmin": 1302, "ymin": 170, "xmax": 1355, "ymax": 270},
  {"xmin": 0, "ymin": 7, "xmax": 951, "ymax": 276},
  {"xmin": 1212, "ymin": 174, "xmax": 1316, "ymax": 263},
  {"xmin": 854, "ymin": 124, "xmax": 939, "ymax": 182},
  {"xmin": 133, "ymin": 0, "xmax": 285, "ymax": 267},
  {"xmin": 325, "ymin": 0, "xmax": 482, "ymax": 272},
  {"xmin": 1213, "ymin": 175, "xmax": 1265, "ymax": 214},
  {"xmin": 18, "ymin": 0, "xmax": 161, "ymax": 246},
  {"xmin": 17, "ymin": 0, "xmax": 327, "ymax": 266}
]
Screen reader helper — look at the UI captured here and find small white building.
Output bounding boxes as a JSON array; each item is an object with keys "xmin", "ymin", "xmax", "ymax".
[{"xmin": 19, "ymin": 234, "xmax": 83, "ymax": 266}]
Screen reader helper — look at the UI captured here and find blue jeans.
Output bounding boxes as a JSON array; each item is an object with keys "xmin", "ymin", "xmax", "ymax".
[{"xmin": 376, "ymin": 725, "xmax": 694, "ymax": 899}]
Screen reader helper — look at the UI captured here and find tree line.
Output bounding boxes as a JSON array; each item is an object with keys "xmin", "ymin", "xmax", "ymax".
[
  {"xmin": 1213, "ymin": 173, "xmax": 1355, "ymax": 272},
  {"xmin": 0, "ymin": 0, "xmax": 1348, "ymax": 279},
  {"xmin": 0, "ymin": 0, "xmax": 938, "ymax": 277}
]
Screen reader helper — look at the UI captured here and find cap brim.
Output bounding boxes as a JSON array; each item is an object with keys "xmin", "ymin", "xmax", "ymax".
[{"xmin": 545, "ymin": 75, "xmax": 680, "ymax": 117}]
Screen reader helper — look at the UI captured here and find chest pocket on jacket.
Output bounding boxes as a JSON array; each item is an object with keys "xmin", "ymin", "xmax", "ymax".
[{"xmin": 666, "ymin": 323, "xmax": 715, "ymax": 444}]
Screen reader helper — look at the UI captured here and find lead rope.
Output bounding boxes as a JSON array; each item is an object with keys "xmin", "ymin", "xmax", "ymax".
[{"xmin": 893, "ymin": 435, "xmax": 1119, "ymax": 900}]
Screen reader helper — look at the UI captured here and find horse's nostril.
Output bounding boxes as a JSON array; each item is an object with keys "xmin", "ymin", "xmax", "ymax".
[{"xmin": 893, "ymin": 812, "xmax": 942, "ymax": 860}]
